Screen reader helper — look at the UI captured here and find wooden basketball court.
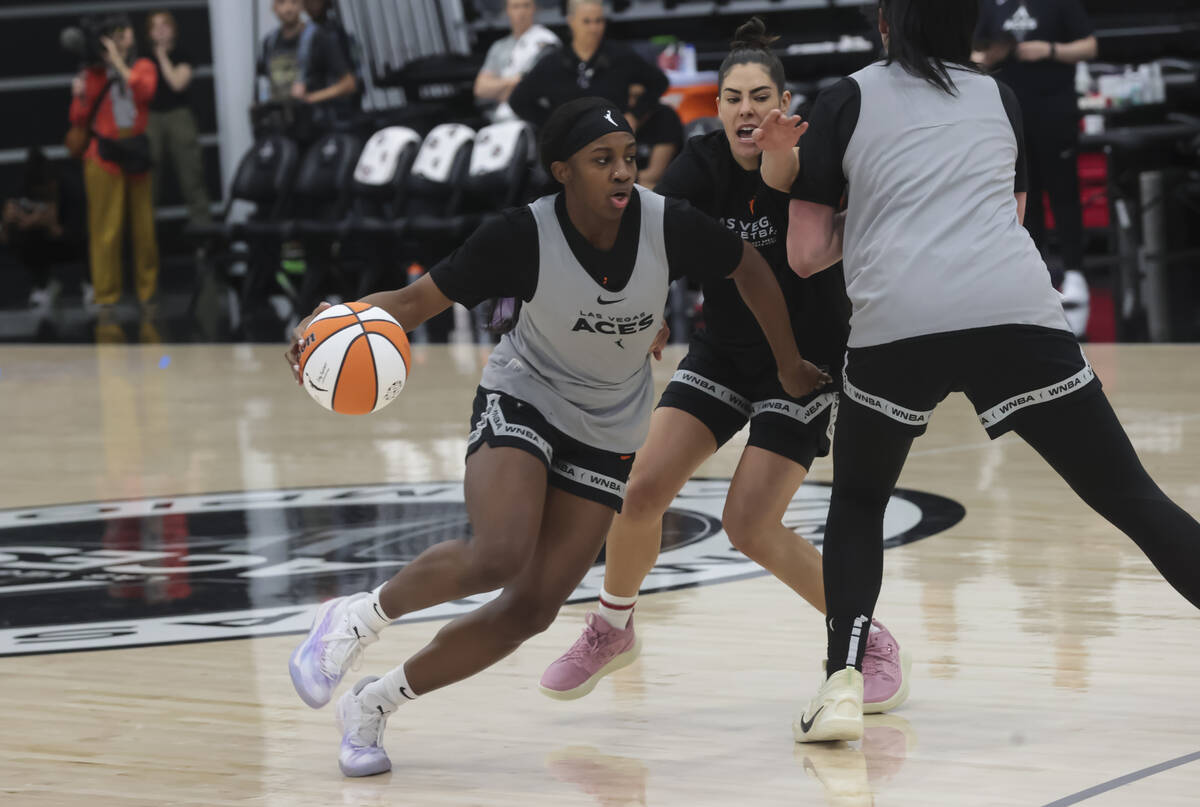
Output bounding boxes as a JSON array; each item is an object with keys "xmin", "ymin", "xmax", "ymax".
[{"xmin": 1, "ymin": 342, "xmax": 1197, "ymax": 806}]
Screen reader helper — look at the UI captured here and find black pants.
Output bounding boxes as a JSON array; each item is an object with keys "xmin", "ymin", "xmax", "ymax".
[
  {"xmin": 1021, "ymin": 95, "xmax": 1084, "ymax": 287},
  {"xmin": 6, "ymin": 227, "xmax": 78, "ymax": 290},
  {"xmin": 825, "ymin": 362, "xmax": 1200, "ymax": 675}
]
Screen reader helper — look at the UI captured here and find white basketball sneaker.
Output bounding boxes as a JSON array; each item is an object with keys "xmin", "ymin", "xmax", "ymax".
[
  {"xmin": 289, "ymin": 593, "xmax": 377, "ymax": 708},
  {"xmin": 336, "ymin": 676, "xmax": 393, "ymax": 777},
  {"xmin": 794, "ymin": 667, "xmax": 864, "ymax": 743}
]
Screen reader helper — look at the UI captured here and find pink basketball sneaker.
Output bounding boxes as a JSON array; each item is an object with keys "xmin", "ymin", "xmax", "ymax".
[
  {"xmin": 862, "ymin": 619, "xmax": 911, "ymax": 714},
  {"xmin": 539, "ymin": 613, "xmax": 641, "ymax": 700}
]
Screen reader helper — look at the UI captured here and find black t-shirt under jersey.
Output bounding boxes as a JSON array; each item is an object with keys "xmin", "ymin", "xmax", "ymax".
[
  {"xmin": 430, "ymin": 188, "xmax": 743, "ymax": 309},
  {"xmin": 656, "ymin": 129, "xmax": 850, "ymax": 374},
  {"xmin": 974, "ymin": 0, "xmax": 1093, "ymax": 101}
]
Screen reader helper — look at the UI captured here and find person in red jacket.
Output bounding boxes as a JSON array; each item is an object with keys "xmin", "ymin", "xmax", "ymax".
[{"xmin": 69, "ymin": 17, "xmax": 159, "ymax": 313}]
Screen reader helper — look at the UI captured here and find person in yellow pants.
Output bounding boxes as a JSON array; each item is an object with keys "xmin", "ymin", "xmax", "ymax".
[{"xmin": 69, "ymin": 17, "xmax": 159, "ymax": 312}]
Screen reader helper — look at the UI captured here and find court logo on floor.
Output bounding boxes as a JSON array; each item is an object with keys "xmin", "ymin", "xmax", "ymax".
[{"xmin": 0, "ymin": 481, "xmax": 963, "ymax": 656}]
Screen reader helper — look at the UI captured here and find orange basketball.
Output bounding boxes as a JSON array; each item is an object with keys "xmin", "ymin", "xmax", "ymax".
[{"xmin": 298, "ymin": 302, "xmax": 412, "ymax": 415}]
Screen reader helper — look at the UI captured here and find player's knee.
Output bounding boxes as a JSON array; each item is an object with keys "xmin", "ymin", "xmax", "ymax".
[
  {"xmin": 722, "ymin": 499, "xmax": 771, "ymax": 557},
  {"xmin": 621, "ymin": 473, "xmax": 674, "ymax": 525},
  {"xmin": 464, "ymin": 540, "xmax": 528, "ymax": 590},
  {"xmin": 496, "ymin": 593, "xmax": 559, "ymax": 639}
]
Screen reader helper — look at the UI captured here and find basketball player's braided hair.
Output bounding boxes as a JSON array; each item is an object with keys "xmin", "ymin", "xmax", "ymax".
[{"xmin": 719, "ymin": 17, "xmax": 786, "ymax": 94}]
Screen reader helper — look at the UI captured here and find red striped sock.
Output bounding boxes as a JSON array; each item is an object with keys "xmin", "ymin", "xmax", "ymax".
[{"xmin": 597, "ymin": 588, "xmax": 636, "ymax": 629}]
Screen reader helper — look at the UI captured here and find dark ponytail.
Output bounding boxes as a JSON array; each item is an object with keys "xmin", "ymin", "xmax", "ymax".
[
  {"xmin": 878, "ymin": 0, "xmax": 979, "ymax": 95},
  {"xmin": 718, "ymin": 17, "xmax": 786, "ymax": 94}
]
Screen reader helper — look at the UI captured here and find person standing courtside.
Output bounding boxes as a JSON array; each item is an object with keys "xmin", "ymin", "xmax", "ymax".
[
  {"xmin": 257, "ymin": 0, "xmax": 357, "ymax": 133},
  {"xmin": 754, "ymin": 0, "xmax": 1200, "ymax": 744},
  {"xmin": 145, "ymin": 10, "xmax": 211, "ymax": 226},
  {"xmin": 509, "ymin": 0, "xmax": 667, "ymax": 130},
  {"xmin": 475, "ymin": 0, "xmax": 560, "ymax": 122},
  {"xmin": 973, "ymin": 0, "xmax": 1097, "ymax": 335},
  {"xmin": 69, "ymin": 15, "xmax": 159, "ymax": 313}
]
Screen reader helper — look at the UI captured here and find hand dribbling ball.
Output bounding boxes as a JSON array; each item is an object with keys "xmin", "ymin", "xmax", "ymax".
[{"xmin": 298, "ymin": 302, "xmax": 411, "ymax": 414}]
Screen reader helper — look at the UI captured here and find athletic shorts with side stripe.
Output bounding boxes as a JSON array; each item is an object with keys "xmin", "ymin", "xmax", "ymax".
[
  {"xmin": 465, "ymin": 387, "xmax": 636, "ymax": 512},
  {"xmin": 656, "ymin": 338, "xmax": 838, "ymax": 470},
  {"xmin": 841, "ymin": 324, "xmax": 1102, "ymax": 439}
]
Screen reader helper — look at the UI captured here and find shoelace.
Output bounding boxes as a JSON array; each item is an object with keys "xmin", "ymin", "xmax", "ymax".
[
  {"xmin": 350, "ymin": 700, "xmax": 390, "ymax": 748},
  {"xmin": 561, "ymin": 621, "xmax": 607, "ymax": 663},
  {"xmin": 319, "ymin": 626, "xmax": 365, "ymax": 679},
  {"xmin": 862, "ymin": 642, "xmax": 895, "ymax": 679}
]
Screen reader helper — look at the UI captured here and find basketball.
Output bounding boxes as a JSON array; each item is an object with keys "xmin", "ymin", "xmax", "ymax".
[{"xmin": 298, "ymin": 302, "xmax": 412, "ymax": 415}]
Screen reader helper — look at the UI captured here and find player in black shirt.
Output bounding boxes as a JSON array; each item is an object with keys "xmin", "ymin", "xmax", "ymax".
[
  {"xmin": 540, "ymin": 19, "xmax": 912, "ymax": 715},
  {"xmin": 283, "ymin": 97, "xmax": 824, "ymax": 777},
  {"xmin": 973, "ymin": 0, "xmax": 1097, "ymax": 333}
]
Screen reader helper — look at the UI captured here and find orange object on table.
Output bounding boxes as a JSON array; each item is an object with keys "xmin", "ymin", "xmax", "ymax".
[{"xmin": 663, "ymin": 83, "xmax": 718, "ymax": 125}]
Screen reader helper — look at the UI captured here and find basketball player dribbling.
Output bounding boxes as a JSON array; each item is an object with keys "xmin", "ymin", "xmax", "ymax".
[
  {"xmin": 283, "ymin": 96, "xmax": 831, "ymax": 776},
  {"xmin": 751, "ymin": 0, "xmax": 1200, "ymax": 743},
  {"xmin": 540, "ymin": 18, "xmax": 911, "ymax": 715}
]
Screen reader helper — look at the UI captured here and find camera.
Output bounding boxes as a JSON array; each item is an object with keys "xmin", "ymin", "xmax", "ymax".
[{"xmin": 60, "ymin": 13, "xmax": 132, "ymax": 66}]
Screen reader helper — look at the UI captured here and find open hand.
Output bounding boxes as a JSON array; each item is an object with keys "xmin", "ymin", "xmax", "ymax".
[
  {"xmin": 99, "ymin": 36, "xmax": 121, "ymax": 64},
  {"xmin": 752, "ymin": 108, "xmax": 809, "ymax": 153},
  {"xmin": 284, "ymin": 301, "xmax": 332, "ymax": 384}
]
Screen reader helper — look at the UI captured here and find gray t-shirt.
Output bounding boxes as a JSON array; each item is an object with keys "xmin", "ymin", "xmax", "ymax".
[
  {"xmin": 481, "ymin": 25, "xmax": 558, "ymax": 121},
  {"xmin": 792, "ymin": 61, "xmax": 1068, "ymax": 348}
]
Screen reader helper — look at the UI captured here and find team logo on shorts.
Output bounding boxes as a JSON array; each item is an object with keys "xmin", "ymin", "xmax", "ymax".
[{"xmin": 0, "ymin": 481, "xmax": 963, "ymax": 656}]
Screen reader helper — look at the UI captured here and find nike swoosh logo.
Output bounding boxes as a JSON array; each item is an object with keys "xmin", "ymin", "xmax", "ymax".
[
  {"xmin": 373, "ymin": 602, "xmax": 388, "ymax": 621},
  {"xmin": 306, "ymin": 374, "xmax": 328, "ymax": 393},
  {"xmin": 399, "ymin": 686, "xmax": 416, "ymax": 700},
  {"xmin": 596, "ymin": 295, "xmax": 626, "ymax": 305},
  {"xmin": 798, "ymin": 705, "xmax": 824, "ymax": 734}
]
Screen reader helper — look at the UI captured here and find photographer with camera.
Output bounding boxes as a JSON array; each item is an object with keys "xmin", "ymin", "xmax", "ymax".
[{"xmin": 66, "ymin": 14, "xmax": 160, "ymax": 314}]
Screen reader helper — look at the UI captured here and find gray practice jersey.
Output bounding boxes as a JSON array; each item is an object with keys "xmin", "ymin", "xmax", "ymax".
[
  {"xmin": 800, "ymin": 61, "xmax": 1069, "ymax": 348},
  {"xmin": 479, "ymin": 189, "xmax": 670, "ymax": 453}
]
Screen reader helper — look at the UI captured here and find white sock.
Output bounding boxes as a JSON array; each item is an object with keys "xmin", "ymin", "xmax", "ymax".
[
  {"xmin": 349, "ymin": 586, "xmax": 393, "ymax": 639},
  {"xmin": 361, "ymin": 664, "xmax": 419, "ymax": 712},
  {"xmin": 596, "ymin": 588, "xmax": 637, "ymax": 629}
]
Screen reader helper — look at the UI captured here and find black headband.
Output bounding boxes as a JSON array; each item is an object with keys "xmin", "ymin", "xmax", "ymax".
[{"xmin": 544, "ymin": 100, "xmax": 634, "ymax": 171}]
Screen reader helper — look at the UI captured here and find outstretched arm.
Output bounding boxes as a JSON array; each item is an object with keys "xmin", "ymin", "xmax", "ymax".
[
  {"xmin": 286, "ymin": 275, "xmax": 453, "ymax": 381},
  {"xmin": 729, "ymin": 240, "xmax": 832, "ymax": 398}
]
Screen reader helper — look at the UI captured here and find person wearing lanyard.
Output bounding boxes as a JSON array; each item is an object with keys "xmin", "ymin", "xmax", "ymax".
[
  {"xmin": 973, "ymin": 0, "xmax": 1097, "ymax": 336},
  {"xmin": 508, "ymin": 0, "xmax": 668, "ymax": 131},
  {"xmin": 755, "ymin": 0, "xmax": 1200, "ymax": 743}
]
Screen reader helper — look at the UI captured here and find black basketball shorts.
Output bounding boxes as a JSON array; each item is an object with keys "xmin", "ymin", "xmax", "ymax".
[
  {"xmin": 656, "ymin": 339, "xmax": 837, "ymax": 470},
  {"xmin": 840, "ymin": 324, "xmax": 1102, "ymax": 438},
  {"xmin": 465, "ymin": 387, "xmax": 636, "ymax": 512}
]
